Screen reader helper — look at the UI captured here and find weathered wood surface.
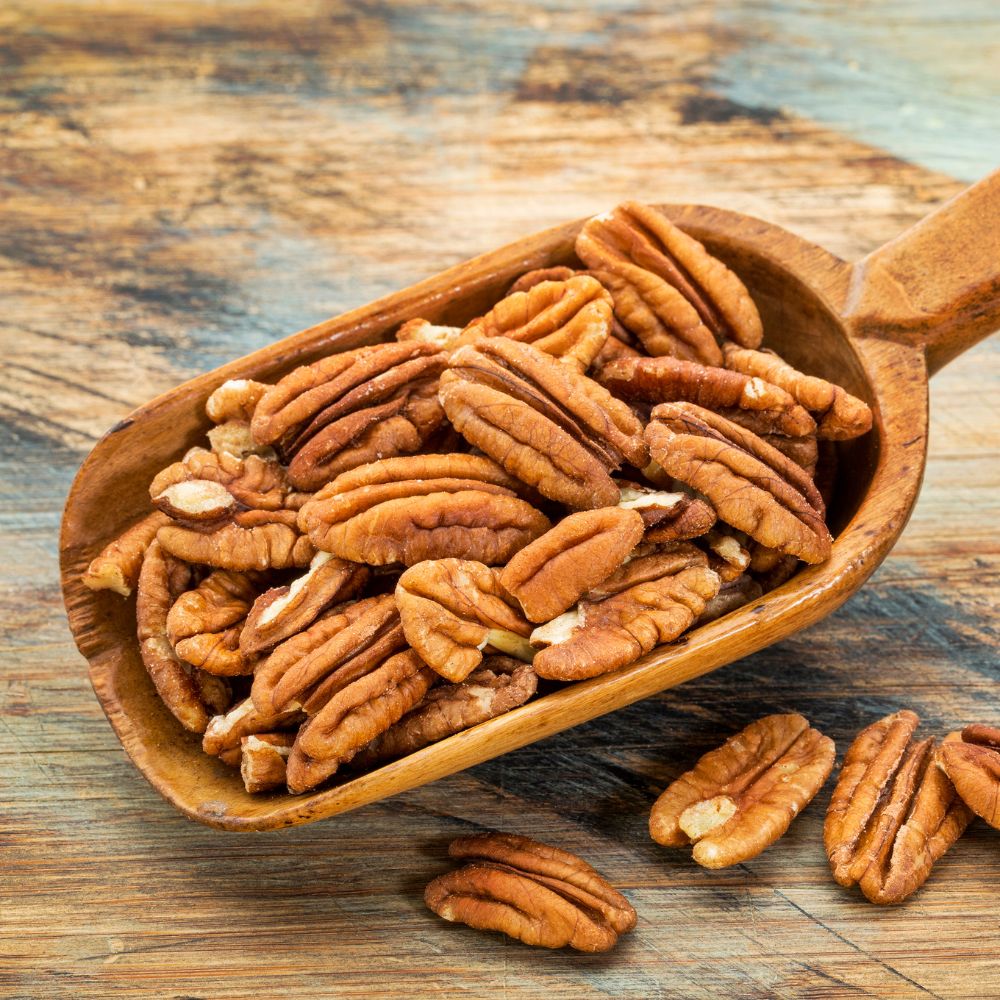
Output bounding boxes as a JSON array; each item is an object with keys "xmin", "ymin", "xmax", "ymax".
[{"xmin": 2, "ymin": 2, "xmax": 998, "ymax": 998}]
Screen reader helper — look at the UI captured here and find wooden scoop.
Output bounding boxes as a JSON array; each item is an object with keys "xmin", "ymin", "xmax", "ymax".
[{"xmin": 60, "ymin": 172, "xmax": 1000, "ymax": 830}]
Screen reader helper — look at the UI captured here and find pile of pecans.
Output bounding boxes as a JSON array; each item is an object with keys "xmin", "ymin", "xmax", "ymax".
[{"xmin": 82, "ymin": 201, "xmax": 874, "ymax": 797}]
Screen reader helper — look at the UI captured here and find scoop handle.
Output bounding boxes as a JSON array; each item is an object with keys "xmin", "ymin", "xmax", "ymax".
[{"xmin": 842, "ymin": 169, "xmax": 1000, "ymax": 375}]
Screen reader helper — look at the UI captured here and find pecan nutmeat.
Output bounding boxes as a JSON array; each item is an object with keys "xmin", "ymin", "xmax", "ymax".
[
  {"xmin": 938, "ymin": 725, "xmax": 1000, "ymax": 829},
  {"xmin": 82, "ymin": 511, "xmax": 171, "ymax": 597},
  {"xmin": 649, "ymin": 713, "xmax": 835, "ymax": 868},
  {"xmin": 202, "ymin": 696, "xmax": 304, "ymax": 758}
]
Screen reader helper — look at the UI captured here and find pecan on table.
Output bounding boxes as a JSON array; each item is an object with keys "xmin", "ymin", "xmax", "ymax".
[
  {"xmin": 82, "ymin": 511, "xmax": 171, "ymax": 597},
  {"xmin": 202, "ymin": 696, "xmax": 304, "ymax": 759},
  {"xmin": 297, "ymin": 453, "xmax": 550, "ymax": 567},
  {"xmin": 938, "ymin": 725, "xmax": 1000, "ymax": 829},
  {"xmin": 645, "ymin": 402, "xmax": 832, "ymax": 564},
  {"xmin": 354, "ymin": 656, "xmax": 537, "ymax": 767},
  {"xmin": 530, "ymin": 543, "xmax": 721, "ymax": 680},
  {"xmin": 439, "ymin": 337, "xmax": 647, "ymax": 509},
  {"xmin": 286, "ymin": 649, "xmax": 436, "ymax": 792},
  {"xmin": 824, "ymin": 711, "xmax": 973, "ymax": 904},
  {"xmin": 424, "ymin": 832, "xmax": 636, "ymax": 952},
  {"xmin": 723, "ymin": 344, "xmax": 873, "ymax": 441},
  {"xmin": 240, "ymin": 732, "xmax": 296, "ymax": 793},
  {"xmin": 239, "ymin": 552, "xmax": 369, "ymax": 656},
  {"xmin": 575, "ymin": 202, "xmax": 763, "ymax": 362},
  {"xmin": 396, "ymin": 559, "xmax": 534, "ymax": 682},
  {"xmin": 649, "ymin": 713, "xmax": 835, "ymax": 868},
  {"xmin": 250, "ymin": 341, "xmax": 448, "ymax": 491},
  {"xmin": 251, "ymin": 593, "xmax": 406, "ymax": 716},
  {"xmin": 136, "ymin": 541, "xmax": 231, "ymax": 733},
  {"xmin": 455, "ymin": 275, "xmax": 612, "ymax": 371},
  {"xmin": 500, "ymin": 507, "xmax": 645, "ymax": 623}
]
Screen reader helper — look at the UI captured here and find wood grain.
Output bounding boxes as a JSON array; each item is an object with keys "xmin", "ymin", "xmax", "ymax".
[{"xmin": 3, "ymin": 2, "xmax": 999, "ymax": 998}]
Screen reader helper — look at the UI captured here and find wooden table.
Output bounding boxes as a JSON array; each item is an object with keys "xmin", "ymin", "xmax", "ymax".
[{"xmin": 3, "ymin": 3, "xmax": 998, "ymax": 997}]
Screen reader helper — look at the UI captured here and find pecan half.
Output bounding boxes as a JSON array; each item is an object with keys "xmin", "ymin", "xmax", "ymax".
[
  {"xmin": 298, "ymin": 453, "xmax": 549, "ymax": 567},
  {"xmin": 251, "ymin": 342, "xmax": 448, "ymax": 490},
  {"xmin": 202, "ymin": 696, "xmax": 304, "ymax": 758},
  {"xmin": 439, "ymin": 338, "xmax": 647, "ymax": 509},
  {"xmin": 938, "ymin": 725, "xmax": 1000, "ymax": 829},
  {"xmin": 824, "ymin": 711, "xmax": 972, "ymax": 904},
  {"xmin": 723, "ymin": 344, "xmax": 873, "ymax": 440},
  {"xmin": 241, "ymin": 732, "xmax": 296, "ymax": 793},
  {"xmin": 598, "ymin": 355, "xmax": 815, "ymax": 438},
  {"xmin": 645, "ymin": 402, "xmax": 831, "ymax": 564},
  {"xmin": 251, "ymin": 593, "xmax": 406, "ymax": 715},
  {"xmin": 508, "ymin": 266, "xmax": 579, "ymax": 294},
  {"xmin": 396, "ymin": 559, "xmax": 534, "ymax": 682},
  {"xmin": 206, "ymin": 378, "xmax": 269, "ymax": 423},
  {"xmin": 500, "ymin": 507, "xmax": 645, "ymax": 623},
  {"xmin": 576, "ymin": 203, "xmax": 762, "ymax": 362},
  {"xmin": 82, "ymin": 511, "xmax": 171, "ymax": 597},
  {"xmin": 530, "ymin": 544, "xmax": 721, "ymax": 680},
  {"xmin": 457, "ymin": 276, "xmax": 612, "ymax": 371},
  {"xmin": 424, "ymin": 832, "xmax": 636, "ymax": 952},
  {"xmin": 650, "ymin": 713, "xmax": 835, "ymax": 867},
  {"xmin": 286, "ymin": 649, "xmax": 436, "ymax": 792},
  {"xmin": 395, "ymin": 317, "xmax": 463, "ymax": 351},
  {"xmin": 136, "ymin": 541, "xmax": 231, "ymax": 732},
  {"xmin": 239, "ymin": 552, "xmax": 370, "ymax": 656},
  {"xmin": 354, "ymin": 657, "xmax": 537, "ymax": 766}
]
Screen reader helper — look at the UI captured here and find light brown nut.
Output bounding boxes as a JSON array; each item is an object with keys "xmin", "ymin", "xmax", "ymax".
[
  {"xmin": 937, "ymin": 726, "xmax": 1000, "ymax": 830},
  {"xmin": 157, "ymin": 509, "xmax": 314, "ymax": 571},
  {"xmin": 598, "ymin": 355, "xmax": 815, "ymax": 438},
  {"xmin": 395, "ymin": 317, "xmax": 463, "ymax": 351},
  {"xmin": 250, "ymin": 342, "xmax": 448, "ymax": 490},
  {"xmin": 205, "ymin": 378, "xmax": 269, "ymax": 423},
  {"xmin": 508, "ymin": 266, "xmax": 579, "ymax": 294},
  {"xmin": 636, "ymin": 491, "xmax": 717, "ymax": 543},
  {"xmin": 173, "ymin": 628, "xmax": 248, "ymax": 677},
  {"xmin": 82, "ymin": 511, "xmax": 171, "ymax": 597},
  {"xmin": 396, "ymin": 560, "xmax": 534, "ymax": 682},
  {"xmin": 697, "ymin": 575, "xmax": 763, "ymax": 624},
  {"xmin": 298, "ymin": 453, "xmax": 550, "ymax": 567},
  {"xmin": 206, "ymin": 420, "xmax": 276, "ymax": 461},
  {"xmin": 531, "ymin": 546, "xmax": 721, "ymax": 681},
  {"xmin": 500, "ymin": 508, "xmax": 645, "ymax": 623},
  {"xmin": 166, "ymin": 570, "xmax": 261, "ymax": 645},
  {"xmin": 136, "ymin": 541, "xmax": 229, "ymax": 733},
  {"xmin": 576, "ymin": 202, "xmax": 762, "ymax": 361},
  {"xmin": 701, "ymin": 529, "xmax": 751, "ymax": 583},
  {"xmin": 439, "ymin": 338, "xmax": 647, "ymax": 510},
  {"xmin": 354, "ymin": 657, "xmax": 537, "ymax": 767},
  {"xmin": 286, "ymin": 649, "xmax": 436, "ymax": 792},
  {"xmin": 241, "ymin": 732, "xmax": 296, "ymax": 793},
  {"xmin": 202, "ymin": 696, "xmax": 304, "ymax": 757},
  {"xmin": 580, "ymin": 542, "xmax": 705, "ymax": 601},
  {"xmin": 645, "ymin": 402, "xmax": 831, "ymax": 564},
  {"xmin": 456, "ymin": 276, "xmax": 612, "ymax": 371},
  {"xmin": 824, "ymin": 711, "xmax": 973, "ymax": 904},
  {"xmin": 723, "ymin": 344, "xmax": 873, "ymax": 440},
  {"xmin": 650, "ymin": 714, "xmax": 835, "ymax": 868},
  {"xmin": 240, "ymin": 552, "xmax": 370, "ymax": 656},
  {"xmin": 425, "ymin": 832, "xmax": 636, "ymax": 952}
]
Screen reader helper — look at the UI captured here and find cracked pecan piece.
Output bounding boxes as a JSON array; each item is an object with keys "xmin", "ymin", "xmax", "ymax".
[
  {"xmin": 252, "ymin": 593, "xmax": 406, "ymax": 715},
  {"xmin": 354, "ymin": 656, "xmax": 537, "ymax": 767},
  {"xmin": 286, "ymin": 649, "xmax": 436, "ymax": 792},
  {"xmin": 206, "ymin": 378, "xmax": 269, "ymax": 424},
  {"xmin": 599, "ymin": 354, "xmax": 816, "ymax": 438},
  {"xmin": 395, "ymin": 317, "xmax": 463, "ymax": 351},
  {"xmin": 500, "ymin": 507, "xmax": 645, "ymax": 623},
  {"xmin": 424, "ymin": 832, "xmax": 636, "ymax": 952},
  {"xmin": 439, "ymin": 337, "xmax": 647, "ymax": 509},
  {"xmin": 616, "ymin": 483, "xmax": 717, "ymax": 543},
  {"xmin": 239, "ymin": 552, "xmax": 370, "ymax": 656},
  {"xmin": 136, "ymin": 541, "xmax": 231, "ymax": 733},
  {"xmin": 576, "ymin": 202, "xmax": 762, "ymax": 362},
  {"xmin": 824, "ymin": 711, "xmax": 972, "ymax": 904},
  {"xmin": 649, "ymin": 713, "xmax": 834, "ymax": 867},
  {"xmin": 82, "ymin": 511, "xmax": 171, "ymax": 597},
  {"xmin": 723, "ymin": 344, "xmax": 873, "ymax": 440},
  {"xmin": 646, "ymin": 402, "xmax": 831, "ymax": 564},
  {"xmin": 250, "ymin": 342, "xmax": 448, "ymax": 490},
  {"xmin": 938, "ymin": 725, "xmax": 1000, "ymax": 829},
  {"xmin": 202, "ymin": 696, "xmax": 304, "ymax": 758},
  {"xmin": 241, "ymin": 732, "xmax": 296, "ymax": 793},
  {"xmin": 530, "ymin": 544, "xmax": 721, "ymax": 680},
  {"xmin": 697, "ymin": 575, "xmax": 763, "ymax": 624},
  {"xmin": 456, "ymin": 276, "xmax": 612, "ymax": 371},
  {"xmin": 701, "ymin": 529, "xmax": 751, "ymax": 582},
  {"xmin": 396, "ymin": 559, "xmax": 534, "ymax": 682},
  {"xmin": 298, "ymin": 453, "xmax": 549, "ymax": 567}
]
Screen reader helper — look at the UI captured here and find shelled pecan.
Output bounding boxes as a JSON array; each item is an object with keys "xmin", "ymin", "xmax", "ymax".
[
  {"xmin": 206, "ymin": 378, "xmax": 269, "ymax": 424},
  {"xmin": 697, "ymin": 575, "xmax": 763, "ymax": 624},
  {"xmin": 439, "ymin": 338, "xmax": 646, "ymax": 509},
  {"xmin": 650, "ymin": 713, "xmax": 835, "ymax": 867},
  {"xmin": 82, "ymin": 511, "xmax": 171, "ymax": 597},
  {"xmin": 425, "ymin": 832, "xmax": 636, "ymax": 952},
  {"xmin": 240, "ymin": 732, "xmax": 296, "ymax": 793},
  {"xmin": 396, "ymin": 559, "xmax": 534, "ymax": 682},
  {"xmin": 938, "ymin": 725, "xmax": 1000, "ymax": 829},
  {"xmin": 298, "ymin": 453, "xmax": 550, "ymax": 567},
  {"xmin": 824, "ymin": 711, "xmax": 972, "ymax": 904},
  {"xmin": 251, "ymin": 341, "xmax": 447, "ymax": 490},
  {"xmin": 395, "ymin": 317, "xmax": 463, "ymax": 351},
  {"xmin": 202, "ymin": 696, "xmax": 304, "ymax": 758}
]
